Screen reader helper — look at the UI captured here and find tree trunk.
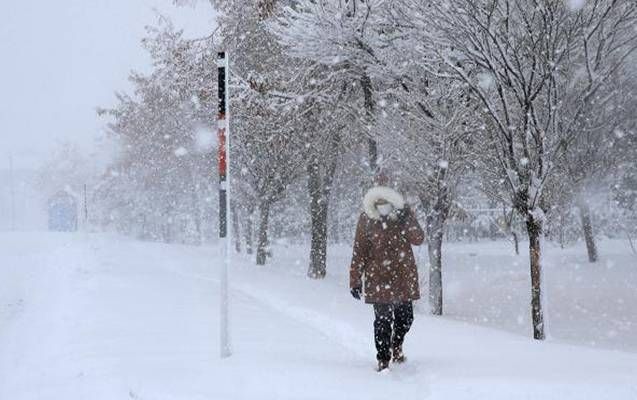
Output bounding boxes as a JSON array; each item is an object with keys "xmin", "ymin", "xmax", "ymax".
[
  {"xmin": 506, "ymin": 210, "xmax": 520, "ymax": 255},
  {"xmin": 244, "ymin": 207, "xmax": 254, "ymax": 255},
  {"xmin": 558, "ymin": 210, "xmax": 566, "ymax": 249},
  {"xmin": 427, "ymin": 228, "xmax": 444, "ymax": 315},
  {"xmin": 368, "ymin": 139, "xmax": 378, "ymax": 174},
  {"xmin": 526, "ymin": 215, "xmax": 546, "ymax": 341},
  {"xmin": 422, "ymin": 168, "xmax": 451, "ymax": 316},
  {"xmin": 140, "ymin": 214, "xmax": 147, "ymax": 240},
  {"xmin": 627, "ymin": 231, "xmax": 637, "ymax": 255},
  {"xmin": 306, "ymin": 131, "xmax": 340, "ymax": 278},
  {"xmin": 331, "ymin": 214, "xmax": 340, "ymax": 244},
  {"xmin": 193, "ymin": 216, "xmax": 202, "ymax": 245},
  {"xmin": 361, "ymin": 74, "xmax": 378, "ymax": 174},
  {"xmin": 231, "ymin": 204, "xmax": 241, "ymax": 253},
  {"xmin": 425, "ymin": 201, "xmax": 449, "ymax": 316},
  {"xmin": 512, "ymin": 231, "xmax": 520, "ymax": 255},
  {"xmin": 256, "ymin": 201, "xmax": 271, "ymax": 265},
  {"xmin": 163, "ymin": 220, "xmax": 172, "ymax": 243},
  {"xmin": 308, "ymin": 162, "xmax": 329, "ymax": 279},
  {"xmin": 308, "ymin": 199, "xmax": 329, "ymax": 279},
  {"xmin": 579, "ymin": 203, "xmax": 598, "ymax": 263}
]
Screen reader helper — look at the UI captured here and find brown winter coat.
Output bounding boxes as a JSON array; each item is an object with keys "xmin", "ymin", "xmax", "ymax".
[{"xmin": 349, "ymin": 187, "xmax": 425, "ymax": 304}]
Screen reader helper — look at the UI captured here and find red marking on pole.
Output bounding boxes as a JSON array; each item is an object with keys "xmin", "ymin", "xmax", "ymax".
[{"xmin": 218, "ymin": 128, "xmax": 227, "ymax": 176}]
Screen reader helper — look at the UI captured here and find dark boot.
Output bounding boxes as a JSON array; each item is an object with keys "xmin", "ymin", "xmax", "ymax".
[
  {"xmin": 392, "ymin": 346, "xmax": 406, "ymax": 363},
  {"xmin": 376, "ymin": 359, "xmax": 390, "ymax": 372}
]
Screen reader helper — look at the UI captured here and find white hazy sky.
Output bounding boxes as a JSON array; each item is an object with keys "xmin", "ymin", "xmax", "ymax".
[{"xmin": 0, "ymin": 0, "xmax": 216, "ymax": 169}]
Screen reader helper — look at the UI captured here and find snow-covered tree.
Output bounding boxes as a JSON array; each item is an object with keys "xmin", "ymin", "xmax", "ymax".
[
  {"xmin": 217, "ymin": 0, "xmax": 311, "ymax": 264},
  {"xmin": 97, "ymin": 20, "xmax": 216, "ymax": 243},
  {"xmin": 273, "ymin": 0, "xmax": 388, "ymax": 173},
  {"xmin": 420, "ymin": 0, "xmax": 637, "ymax": 339}
]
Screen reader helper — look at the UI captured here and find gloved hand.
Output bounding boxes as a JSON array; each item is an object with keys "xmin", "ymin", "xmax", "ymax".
[
  {"xmin": 396, "ymin": 206, "xmax": 410, "ymax": 226},
  {"xmin": 350, "ymin": 286, "xmax": 362, "ymax": 300}
]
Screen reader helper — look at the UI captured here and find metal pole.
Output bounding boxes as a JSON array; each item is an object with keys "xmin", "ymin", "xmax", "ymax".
[
  {"xmin": 9, "ymin": 154, "xmax": 16, "ymax": 231},
  {"xmin": 83, "ymin": 183, "xmax": 88, "ymax": 228},
  {"xmin": 217, "ymin": 51, "xmax": 231, "ymax": 358}
]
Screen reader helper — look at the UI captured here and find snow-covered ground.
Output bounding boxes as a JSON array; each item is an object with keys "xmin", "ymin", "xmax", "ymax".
[{"xmin": 1, "ymin": 231, "xmax": 636, "ymax": 399}]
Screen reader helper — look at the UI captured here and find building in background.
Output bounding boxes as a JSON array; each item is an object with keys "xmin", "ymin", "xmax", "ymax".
[{"xmin": 47, "ymin": 190, "xmax": 78, "ymax": 232}]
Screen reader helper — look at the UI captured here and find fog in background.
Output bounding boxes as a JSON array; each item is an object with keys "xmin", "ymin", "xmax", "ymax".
[{"xmin": 0, "ymin": 0, "xmax": 216, "ymax": 230}]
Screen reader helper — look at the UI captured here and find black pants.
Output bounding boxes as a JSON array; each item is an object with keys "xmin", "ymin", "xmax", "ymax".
[{"xmin": 373, "ymin": 302, "xmax": 414, "ymax": 362}]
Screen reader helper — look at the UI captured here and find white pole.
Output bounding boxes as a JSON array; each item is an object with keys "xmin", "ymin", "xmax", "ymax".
[
  {"xmin": 221, "ymin": 212, "xmax": 230, "ymax": 358},
  {"xmin": 225, "ymin": 52, "xmax": 232, "ymax": 357},
  {"xmin": 218, "ymin": 51, "xmax": 231, "ymax": 358}
]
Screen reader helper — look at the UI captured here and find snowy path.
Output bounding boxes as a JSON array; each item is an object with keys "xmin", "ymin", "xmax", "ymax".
[{"xmin": 1, "ymin": 232, "xmax": 636, "ymax": 399}]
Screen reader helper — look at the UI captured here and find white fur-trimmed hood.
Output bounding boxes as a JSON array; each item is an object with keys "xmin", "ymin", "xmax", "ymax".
[{"xmin": 363, "ymin": 186, "xmax": 405, "ymax": 220}]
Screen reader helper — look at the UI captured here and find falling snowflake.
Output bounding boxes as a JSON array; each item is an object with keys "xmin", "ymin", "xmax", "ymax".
[{"xmin": 174, "ymin": 147, "xmax": 188, "ymax": 157}]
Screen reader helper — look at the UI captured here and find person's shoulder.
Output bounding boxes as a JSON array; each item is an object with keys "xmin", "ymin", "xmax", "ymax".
[{"xmin": 356, "ymin": 211, "xmax": 370, "ymax": 226}]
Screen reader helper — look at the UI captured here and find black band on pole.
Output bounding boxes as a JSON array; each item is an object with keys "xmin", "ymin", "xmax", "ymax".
[{"xmin": 218, "ymin": 51, "xmax": 227, "ymax": 239}]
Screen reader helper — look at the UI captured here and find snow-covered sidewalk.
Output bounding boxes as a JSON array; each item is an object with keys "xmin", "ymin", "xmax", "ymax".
[{"xmin": 1, "ymin": 232, "xmax": 636, "ymax": 399}]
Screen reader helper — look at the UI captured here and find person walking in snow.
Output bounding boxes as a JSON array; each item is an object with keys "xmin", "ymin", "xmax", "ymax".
[{"xmin": 349, "ymin": 183, "xmax": 425, "ymax": 372}]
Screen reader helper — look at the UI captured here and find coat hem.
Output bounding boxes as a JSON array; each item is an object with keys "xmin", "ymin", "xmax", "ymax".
[{"xmin": 364, "ymin": 296, "xmax": 421, "ymax": 305}]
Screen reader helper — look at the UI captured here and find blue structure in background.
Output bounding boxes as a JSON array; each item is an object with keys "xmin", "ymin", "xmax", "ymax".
[{"xmin": 48, "ymin": 191, "xmax": 78, "ymax": 232}]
